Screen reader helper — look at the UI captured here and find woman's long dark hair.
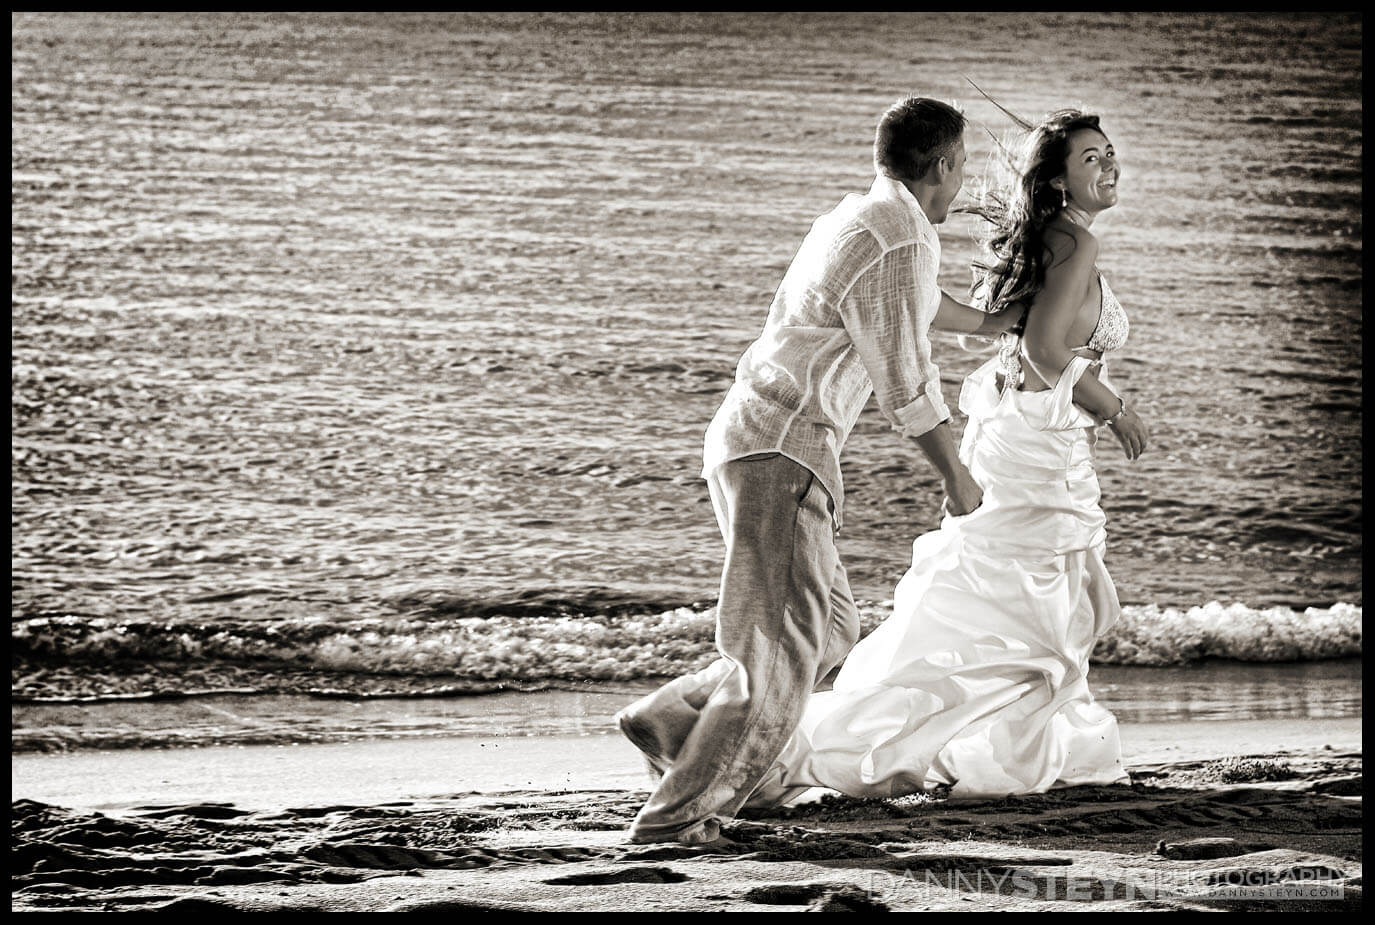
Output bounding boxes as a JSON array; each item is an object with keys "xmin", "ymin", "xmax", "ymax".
[{"xmin": 961, "ymin": 105, "xmax": 1105, "ymax": 320}]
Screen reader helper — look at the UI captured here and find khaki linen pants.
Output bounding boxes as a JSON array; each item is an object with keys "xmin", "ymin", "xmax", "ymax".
[{"xmin": 621, "ymin": 453, "xmax": 861, "ymax": 843}]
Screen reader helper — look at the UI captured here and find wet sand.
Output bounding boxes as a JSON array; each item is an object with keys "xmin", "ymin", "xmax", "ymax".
[
  {"xmin": 13, "ymin": 658, "xmax": 1362, "ymax": 754},
  {"xmin": 12, "ymin": 719, "xmax": 1361, "ymax": 911}
]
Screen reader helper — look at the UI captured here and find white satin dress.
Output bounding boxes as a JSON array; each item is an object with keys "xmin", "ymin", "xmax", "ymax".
[{"xmin": 753, "ymin": 275, "xmax": 1132, "ymax": 803}]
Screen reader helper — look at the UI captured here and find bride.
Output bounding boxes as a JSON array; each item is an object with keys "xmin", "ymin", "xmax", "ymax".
[{"xmin": 749, "ymin": 109, "xmax": 1150, "ymax": 804}]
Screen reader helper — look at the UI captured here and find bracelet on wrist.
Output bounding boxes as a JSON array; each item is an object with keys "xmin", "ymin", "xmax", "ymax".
[{"xmin": 1103, "ymin": 397, "xmax": 1127, "ymax": 428}]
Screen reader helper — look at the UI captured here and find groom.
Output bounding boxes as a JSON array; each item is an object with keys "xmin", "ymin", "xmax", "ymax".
[{"xmin": 617, "ymin": 97, "xmax": 1024, "ymax": 845}]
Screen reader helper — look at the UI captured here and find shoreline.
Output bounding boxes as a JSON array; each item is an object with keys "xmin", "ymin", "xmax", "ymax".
[
  {"xmin": 11, "ymin": 716, "xmax": 1361, "ymax": 812},
  {"xmin": 12, "ymin": 718, "xmax": 1362, "ymax": 911},
  {"xmin": 11, "ymin": 654, "xmax": 1364, "ymax": 706},
  {"xmin": 12, "ymin": 657, "xmax": 1364, "ymax": 757}
]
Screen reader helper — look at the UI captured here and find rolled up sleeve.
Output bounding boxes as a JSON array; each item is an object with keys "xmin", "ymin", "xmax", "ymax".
[
  {"xmin": 890, "ymin": 379, "xmax": 951, "ymax": 438},
  {"xmin": 838, "ymin": 241, "xmax": 951, "ymax": 439}
]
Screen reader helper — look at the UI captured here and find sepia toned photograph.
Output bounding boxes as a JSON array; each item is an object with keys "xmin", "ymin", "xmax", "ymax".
[{"xmin": 12, "ymin": 11, "xmax": 1361, "ymax": 912}]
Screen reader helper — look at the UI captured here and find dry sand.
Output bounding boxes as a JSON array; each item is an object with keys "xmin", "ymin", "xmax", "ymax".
[{"xmin": 12, "ymin": 723, "xmax": 1362, "ymax": 911}]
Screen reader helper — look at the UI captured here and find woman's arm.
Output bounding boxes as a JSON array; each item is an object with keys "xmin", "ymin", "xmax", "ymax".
[{"xmin": 1022, "ymin": 227, "xmax": 1148, "ymax": 459}]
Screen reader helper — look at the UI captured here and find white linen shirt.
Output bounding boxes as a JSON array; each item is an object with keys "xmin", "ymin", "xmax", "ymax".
[{"xmin": 702, "ymin": 174, "xmax": 951, "ymax": 531}]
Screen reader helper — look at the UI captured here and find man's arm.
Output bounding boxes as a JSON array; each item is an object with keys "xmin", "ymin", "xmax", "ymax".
[
  {"xmin": 912, "ymin": 421, "xmax": 983, "ymax": 515},
  {"xmin": 932, "ymin": 290, "xmax": 1026, "ymax": 337},
  {"xmin": 836, "ymin": 241, "xmax": 984, "ymax": 515}
]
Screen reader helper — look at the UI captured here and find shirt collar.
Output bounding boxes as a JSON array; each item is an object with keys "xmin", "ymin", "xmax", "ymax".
[{"xmin": 871, "ymin": 173, "xmax": 935, "ymax": 235}]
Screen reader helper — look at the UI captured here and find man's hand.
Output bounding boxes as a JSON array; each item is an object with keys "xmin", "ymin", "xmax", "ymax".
[
  {"xmin": 942, "ymin": 462, "xmax": 984, "ymax": 516},
  {"xmin": 912, "ymin": 421, "xmax": 983, "ymax": 516}
]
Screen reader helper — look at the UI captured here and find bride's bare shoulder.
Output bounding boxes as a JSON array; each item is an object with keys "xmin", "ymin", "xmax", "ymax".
[{"xmin": 1042, "ymin": 222, "xmax": 1099, "ymax": 274}]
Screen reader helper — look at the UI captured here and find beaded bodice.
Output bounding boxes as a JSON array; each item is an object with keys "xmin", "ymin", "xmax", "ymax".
[
  {"xmin": 1087, "ymin": 273, "xmax": 1129, "ymax": 353},
  {"xmin": 997, "ymin": 271, "xmax": 1128, "ymax": 391}
]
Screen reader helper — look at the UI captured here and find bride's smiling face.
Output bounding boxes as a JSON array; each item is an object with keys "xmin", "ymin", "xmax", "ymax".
[{"xmin": 1057, "ymin": 128, "xmax": 1119, "ymax": 213}]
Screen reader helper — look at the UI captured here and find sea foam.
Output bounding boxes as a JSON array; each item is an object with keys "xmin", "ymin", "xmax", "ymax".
[{"xmin": 11, "ymin": 601, "xmax": 1362, "ymax": 702}]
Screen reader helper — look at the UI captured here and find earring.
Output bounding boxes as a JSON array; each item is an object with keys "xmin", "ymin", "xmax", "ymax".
[{"xmin": 1061, "ymin": 188, "xmax": 1067, "ymax": 208}]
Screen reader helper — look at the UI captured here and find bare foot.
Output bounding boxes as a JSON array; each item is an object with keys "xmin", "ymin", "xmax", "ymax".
[
  {"xmin": 628, "ymin": 817, "xmax": 742, "ymax": 850},
  {"xmin": 689, "ymin": 833, "xmax": 744, "ymax": 853}
]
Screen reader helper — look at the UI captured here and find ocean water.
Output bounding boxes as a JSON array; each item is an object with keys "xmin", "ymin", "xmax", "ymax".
[{"xmin": 11, "ymin": 13, "xmax": 1363, "ymax": 714}]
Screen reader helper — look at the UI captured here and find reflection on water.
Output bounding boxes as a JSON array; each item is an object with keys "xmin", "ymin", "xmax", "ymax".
[
  {"xmin": 11, "ymin": 659, "xmax": 1360, "ymax": 753},
  {"xmin": 1089, "ymin": 658, "xmax": 1362, "ymax": 723}
]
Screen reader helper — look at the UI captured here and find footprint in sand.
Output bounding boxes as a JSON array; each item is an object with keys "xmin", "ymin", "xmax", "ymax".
[
  {"xmin": 542, "ymin": 866, "xmax": 690, "ymax": 885},
  {"xmin": 742, "ymin": 882, "xmax": 889, "ymax": 911},
  {"xmin": 303, "ymin": 842, "xmax": 606, "ymax": 871},
  {"xmin": 133, "ymin": 803, "xmax": 253, "ymax": 820},
  {"xmin": 1155, "ymin": 837, "xmax": 1277, "ymax": 860}
]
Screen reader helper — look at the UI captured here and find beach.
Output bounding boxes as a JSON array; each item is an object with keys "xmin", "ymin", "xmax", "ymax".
[
  {"xmin": 12, "ymin": 718, "xmax": 1362, "ymax": 911},
  {"xmin": 12, "ymin": 667, "xmax": 1365, "ymax": 911}
]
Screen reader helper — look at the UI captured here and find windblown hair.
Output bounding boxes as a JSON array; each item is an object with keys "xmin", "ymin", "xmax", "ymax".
[
  {"xmin": 961, "ymin": 105, "xmax": 1105, "ymax": 321},
  {"xmin": 873, "ymin": 96, "xmax": 965, "ymax": 183}
]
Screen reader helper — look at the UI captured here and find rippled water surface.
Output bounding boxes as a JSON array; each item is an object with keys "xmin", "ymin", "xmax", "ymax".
[{"xmin": 11, "ymin": 14, "xmax": 1362, "ymax": 692}]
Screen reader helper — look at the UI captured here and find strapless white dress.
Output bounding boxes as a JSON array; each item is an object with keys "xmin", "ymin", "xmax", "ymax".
[{"xmin": 749, "ymin": 340, "xmax": 1130, "ymax": 803}]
